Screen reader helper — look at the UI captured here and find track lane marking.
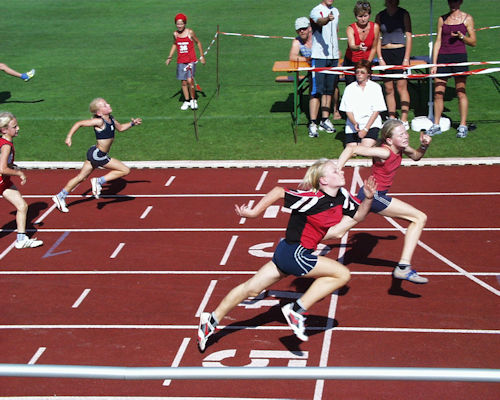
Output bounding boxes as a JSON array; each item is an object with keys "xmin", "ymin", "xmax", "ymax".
[
  {"xmin": 220, "ymin": 235, "xmax": 238, "ymax": 265},
  {"xmin": 195, "ymin": 280, "xmax": 218, "ymax": 317},
  {"xmin": 163, "ymin": 337, "xmax": 190, "ymax": 386},
  {"xmin": 165, "ymin": 176, "xmax": 176, "ymax": 186},
  {"xmin": 385, "ymin": 216, "xmax": 500, "ymax": 296},
  {"xmin": 255, "ymin": 170, "xmax": 268, "ymax": 191},
  {"xmin": 1, "ymin": 325, "xmax": 498, "ymax": 334},
  {"xmin": 72, "ymin": 289, "xmax": 91, "ymax": 308},
  {"xmin": 110, "ymin": 243, "xmax": 125, "ymax": 259},
  {"xmin": 28, "ymin": 347, "xmax": 46, "ymax": 364},
  {"xmin": 140, "ymin": 206, "xmax": 153, "ymax": 219}
]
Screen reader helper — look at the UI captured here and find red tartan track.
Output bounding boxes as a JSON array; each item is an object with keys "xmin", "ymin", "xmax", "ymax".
[{"xmin": 0, "ymin": 165, "xmax": 499, "ymax": 399}]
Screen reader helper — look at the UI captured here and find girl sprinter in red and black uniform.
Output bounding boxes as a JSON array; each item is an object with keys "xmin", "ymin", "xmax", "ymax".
[{"xmin": 197, "ymin": 158, "xmax": 376, "ymax": 350}]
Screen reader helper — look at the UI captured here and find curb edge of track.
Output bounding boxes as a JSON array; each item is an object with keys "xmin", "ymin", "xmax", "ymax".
[{"xmin": 16, "ymin": 157, "xmax": 500, "ymax": 169}]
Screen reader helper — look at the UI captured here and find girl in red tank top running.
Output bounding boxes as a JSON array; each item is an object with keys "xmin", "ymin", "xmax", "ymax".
[
  {"xmin": 337, "ymin": 120, "xmax": 433, "ymax": 287},
  {"xmin": 165, "ymin": 13, "xmax": 206, "ymax": 111}
]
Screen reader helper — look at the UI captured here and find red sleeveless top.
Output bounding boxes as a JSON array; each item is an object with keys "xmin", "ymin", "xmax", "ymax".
[
  {"xmin": 175, "ymin": 33, "xmax": 197, "ymax": 64},
  {"xmin": 345, "ymin": 21, "xmax": 375, "ymax": 62},
  {"xmin": 372, "ymin": 145, "xmax": 402, "ymax": 191},
  {"xmin": 0, "ymin": 138, "xmax": 14, "ymax": 185}
]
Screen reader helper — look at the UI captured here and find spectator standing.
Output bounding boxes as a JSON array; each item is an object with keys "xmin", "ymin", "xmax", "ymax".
[
  {"xmin": 344, "ymin": 1, "xmax": 380, "ymax": 86},
  {"xmin": 428, "ymin": 0, "xmax": 476, "ymax": 138},
  {"xmin": 340, "ymin": 60, "xmax": 387, "ymax": 147},
  {"xmin": 308, "ymin": 0, "xmax": 341, "ymax": 138},
  {"xmin": 376, "ymin": 0, "xmax": 412, "ymax": 128},
  {"xmin": 165, "ymin": 13, "xmax": 206, "ymax": 111}
]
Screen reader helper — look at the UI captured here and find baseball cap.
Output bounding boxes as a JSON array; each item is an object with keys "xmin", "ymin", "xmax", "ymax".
[{"xmin": 295, "ymin": 17, "xmax": 310, "ymax": 30}]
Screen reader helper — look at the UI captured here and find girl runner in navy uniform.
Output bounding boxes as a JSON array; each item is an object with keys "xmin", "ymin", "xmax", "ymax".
[
  {"xmin": 198, "ymin": 159, "xmax": 377, "ymax": 350},
  {"xmin": 52, "ymin": 98, "xmax": 142, "ymax": 212},
  {"xmin": 337, "ymin": 119, "xmax": 432, "ymax": 284},
  {"xmin": 0, "ymin": 112, "xmax": 43, "ymax": 249}
]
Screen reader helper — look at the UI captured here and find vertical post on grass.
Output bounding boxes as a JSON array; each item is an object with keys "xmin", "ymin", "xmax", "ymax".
[
  {"xmin": 216, "ymin": 24, "xmax": 220, "ymax": 97},
  {"xmin": 427, "ymin": 0, "xmax": 434, "ymax": 121},
  {"xmin": 193, "ymin": 109, "xmax": 199, "ymax": 141}
]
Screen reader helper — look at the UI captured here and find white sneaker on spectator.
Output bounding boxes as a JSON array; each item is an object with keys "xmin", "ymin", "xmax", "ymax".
[
  {"xmin": 319, "ymin": 119, "xmax": 336, "ymax": 133},
  {"xmin": 308, "ymin": 122, "xmax": 318, "ymax": 138},
  {"xmin": 180, "ymin": 101, "xmax": 190, "ymax": 110}
]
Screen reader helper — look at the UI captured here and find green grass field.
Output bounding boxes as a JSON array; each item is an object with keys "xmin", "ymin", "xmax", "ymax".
[{"xmin": 3, "ymin": 0, "xmax": 499, "ymax": 161}]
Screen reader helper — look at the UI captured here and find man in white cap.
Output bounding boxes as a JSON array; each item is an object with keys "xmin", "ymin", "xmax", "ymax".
[{"xmin": 289, "ymin": 17, "xmax": 312, "ymax": 62}]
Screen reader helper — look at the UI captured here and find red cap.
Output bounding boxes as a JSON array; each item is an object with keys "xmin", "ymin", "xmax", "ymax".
[{"xmin": 175, "ymin": 13, "xmax": 187, "ymax": 23}]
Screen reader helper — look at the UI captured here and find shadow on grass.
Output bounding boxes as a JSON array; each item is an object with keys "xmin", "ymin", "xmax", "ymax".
[{"xmin": 0, "ymin": 91, "xmax": 44, "ymax": 104}]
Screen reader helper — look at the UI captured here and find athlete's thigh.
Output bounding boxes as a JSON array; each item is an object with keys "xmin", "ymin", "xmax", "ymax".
[
  {"xmin": 304, "ymin": 256, "xmax": 349, "ymax": 279},
  {"xmin": 378, "ymin": 196, "xmax": 422, "ymax": 220},
  {"xmin": 104, "ymin": 157, "xmax": 128, "ymax": 172},
  {"xmin": 2, "ymin": 187, "xmax": 25, "ymax": 209},
  {"xmin": 245, "ymin": 261, "xmax": 286, "ymax": 293}
]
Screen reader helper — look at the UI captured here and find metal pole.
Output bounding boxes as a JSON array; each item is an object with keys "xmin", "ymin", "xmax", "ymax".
[
  {"xmin": 0, "ymin": 365, "xmax": 499, "ymax": 382},
  {"xmin": 427, "ymin": 0, "xmax": 434, "ymax": 120},
  {"xmin": 216, "ymin": 24, "xmax": 220, "ymax": 97}
]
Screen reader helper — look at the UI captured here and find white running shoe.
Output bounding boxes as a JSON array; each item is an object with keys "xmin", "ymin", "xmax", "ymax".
[
  {"xmin": 52, "ymin": 195, "xmax": 69, "ymax": 213},
  {"xmin": 197, "ymin": 312, "xmax": 216, "ymax": 352},
  {"xmin": 91, "ymin": 178, "xmax": 102, "ymax": 199},
  {"xmin": 15, "ymin": 237, "xmax": 43, "ymax": 249},
  {"xmin": 393, "ymin": 266, "xmax": 429, "ymax": 284},
  {"xmin": 190, "ymin": 99, "xmax": 198, "ymax": 110},
  {"xmin": 180, "ymin": 101, "xmax": 190, "ymax": 110},
  {"xmin": 308, "ymin": 122, "xmax": 318, "ymax": 138},
  {"xmin": 281, "ymin": 303, "xmax": 308, "ymax": 341},
  {"xmin": 318, "ymin": 119, "xmax": 336, "ymax": 133}
]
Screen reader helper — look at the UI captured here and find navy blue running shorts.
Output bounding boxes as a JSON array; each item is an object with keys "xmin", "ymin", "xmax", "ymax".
[
  {"xmin": 87, "ymin": 145, "xmax": 111, "ymax": 168},
  {"xmin": 272, "ymin": 239, "xmax": 318, "ymax": 276},
  {"xmin": 357, "ymin": 186, "xmax": 392, "ymax": 213}
]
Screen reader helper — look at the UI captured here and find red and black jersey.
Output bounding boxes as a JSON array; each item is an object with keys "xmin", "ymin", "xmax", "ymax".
[{"xmin": 283, "ymin": 187, "xmax": 361, "ymax": 250}]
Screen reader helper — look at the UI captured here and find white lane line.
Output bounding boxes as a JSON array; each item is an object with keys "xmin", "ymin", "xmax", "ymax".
[
  {"xmin": 0, "ymin": 241, "xmax": 16, "ymax": 260},
  {"xmin": 28, "ymin": 347, "xmax": 46, "ymax": 364},
  {"xmin": 140, "ymin": 206, "xmax": 153, "ymax": 219},
  {"xmin": 163, "ymin": 337, "xmax": 190, "ymax": 386},
  {"xmin": 110, "ymin": 243, "xmax": 125, "ymax": 259},
  {"xmin": 1, "ymin": 325, "xmax": 498, "ymax": 335},
  {"xmin": 165, "ymin": 176, "xmax": 176, "ymax": 187},
  {"xmin": 0, "ymin": 270, "xmax": 497, "ymax": 277},
  {"xmin": 255, "ymin": 170, "xmax": 268, "ymax": 191},
  {"xmin": 195, "ymin": 280, "xmax": 218, "ymax": 317},
  {"xmin": 220, "ymin": 235, "xmax": 238, "ymax": 266},
  {"xmin": 72, "ymin": 289, "xmax": 91, "ymax": 308},
  {"xmin": 238, "ymin": 199, "xmax": 254, "ymax": 224},
  {"xmin": 35, "ymin": 202, "xmax": 57, "ymax": 224},
  {"xmin": 385, "ymin": 216, "xmax": 500, "ymax": 297},
  {"xmin": 263, "ymin": 205, "xmax": 280, "ymax": 218}
]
